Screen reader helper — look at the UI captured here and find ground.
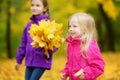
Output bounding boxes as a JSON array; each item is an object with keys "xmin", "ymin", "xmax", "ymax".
[{"xmin": 0, "ymin": 52, "xmax": 120, "ymax": 80}]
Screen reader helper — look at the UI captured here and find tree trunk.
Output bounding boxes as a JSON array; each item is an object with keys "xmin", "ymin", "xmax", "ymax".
[
  {"xmin": 96, "ymin": 19, "xmax": 104, "ymax": 51},
  {"xmin": 98, "ymin": 3, "xmax": 115, "ymax": 52},
  {"xmin": 0, "ymin": 0, "xmax": 3, "ymax": 14},
  {"xmin": 6, "ymin": 0, "xmax": 12, "ymax": 58}
]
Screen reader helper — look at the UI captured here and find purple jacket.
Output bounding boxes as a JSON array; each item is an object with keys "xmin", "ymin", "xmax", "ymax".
[{"xmin": 16, "ymin": 14, "xmax": 57, "ymax": 69}]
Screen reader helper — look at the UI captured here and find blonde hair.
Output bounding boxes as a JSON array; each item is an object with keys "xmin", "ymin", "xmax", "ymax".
[{"xmin": 69, "ymin": 13, "xmax": 96, "ymax": 58}]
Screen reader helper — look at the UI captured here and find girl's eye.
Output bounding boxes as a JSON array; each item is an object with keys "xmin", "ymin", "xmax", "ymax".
[
  {"xmin": 31, "ymin": 4, "xmax": 34, "ymax": 6},
  {"xmin": 68, "ymin": 25, "xmax": 71, "ymax": 28},
  {"xmin": 73, "ymin": 25, "xmax": 77, "ymax": 28},
  {"xmin": 36, "ymin": 4, "xmax": 40, "ymax": 7}
]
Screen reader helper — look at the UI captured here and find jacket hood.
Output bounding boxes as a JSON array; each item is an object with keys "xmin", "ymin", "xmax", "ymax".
[
  {"xmin": 66, "ymin": 36, "xmax": 81, "ymax": 45},
  {"xmin": 30, "ymin": 14, "xmax": 48, "ymax": 24}
]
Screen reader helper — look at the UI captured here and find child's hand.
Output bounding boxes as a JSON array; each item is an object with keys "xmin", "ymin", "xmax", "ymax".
[
  {"xmin": 15, "ymin": 63, "xmax": 20, "ymax": 71},
  {"xmin": 61, "ymin": 73, "xmax": 67, "ymax": 80},
  {"xmin": 74, "ymin": 69, "xmax": 84, "ymax": 80}
]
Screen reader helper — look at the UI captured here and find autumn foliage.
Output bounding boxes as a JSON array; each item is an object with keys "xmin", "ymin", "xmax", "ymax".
[
  {"xmin": 0, "ymin": 53, "xmax": 120, "ymax": 80},
  {"xmin": 28, "ymin": 20, "xmax": 64, "ymax": 57}
]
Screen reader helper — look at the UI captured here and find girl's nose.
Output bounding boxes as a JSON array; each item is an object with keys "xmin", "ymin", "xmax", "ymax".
[{"xmin": 69, "ymin": 27, "xmax": 73, "ymax": 31}]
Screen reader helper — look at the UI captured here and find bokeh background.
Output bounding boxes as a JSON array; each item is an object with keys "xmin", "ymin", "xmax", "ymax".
[{"xmin": 0, "ymin": 0, "xmax": 120, "ymax": 80}]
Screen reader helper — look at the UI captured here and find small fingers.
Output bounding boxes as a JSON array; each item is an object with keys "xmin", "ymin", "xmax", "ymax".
[
  {"xmin": 61, "ymin": 73, "xmax": 66, "ymax": 80},
  {"xmin": 74, "ymin": 69, "xmax": 83, "ymax": 76},
  {"xmin": 15, "ymin": 63, "xmax": 20, "ymax": 71}
]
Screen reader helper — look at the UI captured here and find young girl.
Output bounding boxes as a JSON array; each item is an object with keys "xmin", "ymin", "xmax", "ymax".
[
  {"xmin": 61, "ymin": 13, "xmax": 105, "ymax": 80},
  {"xmin": 15, "ymin": 0, "xmax": 57, "ymax": 80}
]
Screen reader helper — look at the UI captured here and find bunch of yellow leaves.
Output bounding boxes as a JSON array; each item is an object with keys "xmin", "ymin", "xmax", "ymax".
[{"xmin": 28, "ymin": 20, "xmax": 64, "ymax": 58}]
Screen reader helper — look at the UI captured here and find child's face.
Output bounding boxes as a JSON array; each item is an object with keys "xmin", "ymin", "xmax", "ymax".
[
  {"xmin": 68, "ymin": 17, "xmax": 83, "ymax": 38},
  {"xmin": 31, "ymin": 0, "xmax": 46, "ymax": 15}
]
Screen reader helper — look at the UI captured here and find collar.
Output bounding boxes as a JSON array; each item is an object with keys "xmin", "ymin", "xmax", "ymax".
[
  {"xmin": 30, "ymin": 14, "xmax": 48, "ymax": 24},
  {"xmin": 66, "ymin": 36, "xmax": 81, "ymax": 44}
]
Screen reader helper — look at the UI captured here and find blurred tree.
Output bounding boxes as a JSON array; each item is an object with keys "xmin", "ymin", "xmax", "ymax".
[
  {"xmin": 0, "ymin": 0, "xmax": 27, "ymax": 58},
  {"xmin": 0, "ymin": 0, "xmax": 3, "ymax": 13},
  {"xmin": 72, "ymin": 0, "xmax": 79, "ymax": 8},
  {"xmin": 98, "ymin": 3, "xmax": 115, "ymax": 51},
  {"xmin": 6, "ymin": 0, "xmax": 12, "ymax": 58},
  {"xmin": 0, "ymin": 0, "xmax": 120, "ymax": 59},
  {"xmin": 96, "ymin": 0, "xmax": 119, "ymax": 51}
]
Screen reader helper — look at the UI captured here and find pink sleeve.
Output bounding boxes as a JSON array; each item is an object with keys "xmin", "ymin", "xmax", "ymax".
[
  {"xmin": 61, "ymin": 49, "xmax": 69, "ymax": 76},
  {"xmin": 61, "ymin": 61, "xmax": 69, "ymax": 77},
  {"xmin": 83, "ymin": 40, "xmax": 105, "ymax": 79}
]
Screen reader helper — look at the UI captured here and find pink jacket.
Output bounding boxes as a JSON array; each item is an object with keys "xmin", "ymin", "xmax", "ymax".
[{"xmin": 61, "ymin": 37, "xmax": 105, "ymax": 80}]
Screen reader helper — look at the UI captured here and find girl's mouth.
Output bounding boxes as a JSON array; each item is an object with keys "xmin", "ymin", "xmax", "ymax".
[{"xmin": 32, "ymin": 9, "xmax": 36, "ymax": 12}]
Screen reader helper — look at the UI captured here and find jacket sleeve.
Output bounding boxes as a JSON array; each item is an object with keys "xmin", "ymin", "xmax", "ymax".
[
  {"xmin": 61, "ymin": 49, "xmax": 69, "ymax": 77},
  {"xmin": 61, "ymin": 60, "xmax": 69, "ymax": 77},
  {"xmin": 16, "ymin": 27, "xmax": 27, "ymax": 64},
  {"xmin": 83, "ymin": 40, "xmax": 105, "ymax": 79},
  {"xmin": 49, "ymin": 47, "xmax": 58, "ymax": 55}
]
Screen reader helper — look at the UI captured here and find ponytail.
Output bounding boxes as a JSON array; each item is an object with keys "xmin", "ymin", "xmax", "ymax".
[{"xmin": 47, "ymin": 9, "xmax": 50, "ymax": 19}]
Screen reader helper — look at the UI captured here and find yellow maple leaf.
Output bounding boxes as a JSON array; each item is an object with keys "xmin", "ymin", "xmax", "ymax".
[{"xmin": 28, "ymin": 20, "xmax": 64, "ymax": 58}]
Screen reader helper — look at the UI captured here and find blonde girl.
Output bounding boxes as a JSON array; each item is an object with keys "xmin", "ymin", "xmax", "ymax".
[{"xmin": 61, "ymin": 13, "xmax": 105, "ymax": 80}]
